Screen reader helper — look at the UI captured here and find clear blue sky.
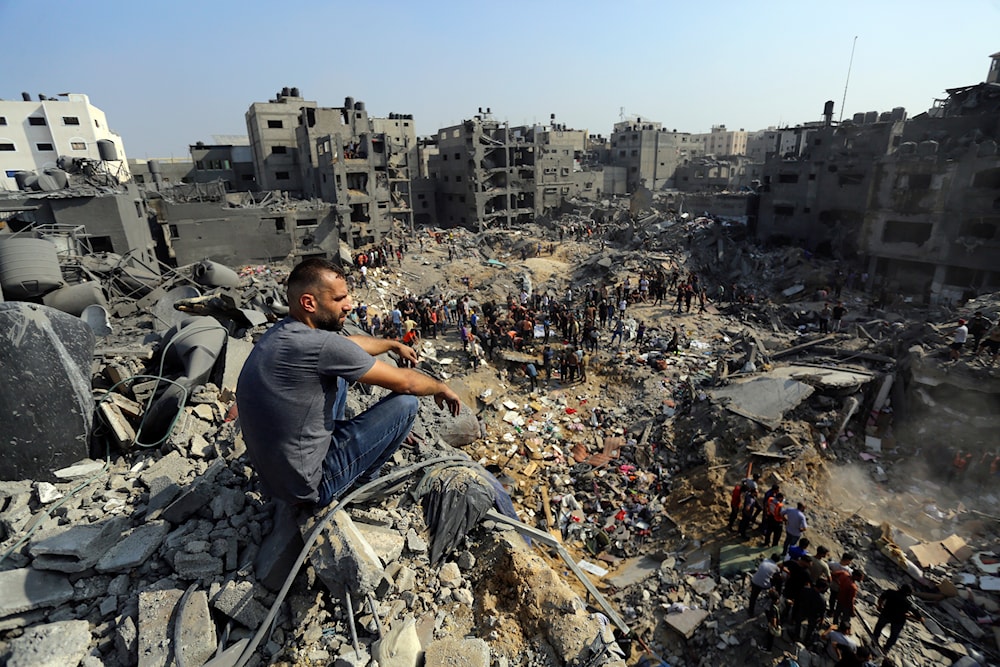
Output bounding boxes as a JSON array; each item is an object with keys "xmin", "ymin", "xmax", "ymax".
[{"xmin": 2, "ymin": 0, "xmax": 998, "ymax": 158}]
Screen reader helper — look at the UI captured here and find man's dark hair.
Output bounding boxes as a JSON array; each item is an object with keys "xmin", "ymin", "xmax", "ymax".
[{"xmin": 287, "ymin": 258, "xmax": 346, "ymax": 298}]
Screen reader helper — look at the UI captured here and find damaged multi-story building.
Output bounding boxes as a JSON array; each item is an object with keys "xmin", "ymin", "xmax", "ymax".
[
  {"xmin": 128, "ymin": 137, "xmax": 256, "ymax": 194},
  {"xmin": 0, "ymin": 92, "xmax": 131, "ymax": 191},
  {"xmin": 245, "ymin": 88, "xmax": 414, "ymax": 247},
  {"xmin": 754, "ymin": 51, "xmax": 1000, "ymax": 301},
  {"xmin": 429, "ymin": 111, "xmax": 613, "ymax": 230},
  {"xmin": 609, "ymin": 118, "xmax": 701, "ymax": 191}
]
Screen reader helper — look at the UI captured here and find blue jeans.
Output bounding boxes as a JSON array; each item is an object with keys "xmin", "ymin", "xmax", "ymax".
[{"xmin": 316, "ymin": 377, "xmax": 418, "ymax": 507}]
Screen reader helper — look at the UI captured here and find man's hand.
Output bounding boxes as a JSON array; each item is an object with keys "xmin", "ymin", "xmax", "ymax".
[
  {"xmin": 434, "ymin": 387, "xmax": 462, "ymax": 417},
  {"xmin": 396, "ymin": 342, "xmax": 419, "ymax": 366}
]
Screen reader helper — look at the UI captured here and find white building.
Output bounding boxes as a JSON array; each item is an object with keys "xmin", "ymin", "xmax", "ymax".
[{"xmin": 0, "ymin": 93, "xmax": 130, "ymax": 191}]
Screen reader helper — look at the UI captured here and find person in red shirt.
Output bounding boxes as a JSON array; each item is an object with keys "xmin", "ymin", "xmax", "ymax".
[{"xmin": 832, "ymin": 568, "xmax": 864, "ymax": 626}]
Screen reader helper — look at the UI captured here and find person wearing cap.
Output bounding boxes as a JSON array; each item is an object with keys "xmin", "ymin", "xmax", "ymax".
[{"xmin": 950, "ymin": 318, "xmax": 969, "ymax": 361}]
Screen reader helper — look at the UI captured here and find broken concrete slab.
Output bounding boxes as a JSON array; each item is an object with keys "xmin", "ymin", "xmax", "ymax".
[
  {"xmin": 0, "ymin": 568, "xmax": 74, "ymax": 618},
  {"xmin": 355, "ymin": 520, "xmax": 406, "ymax": 565},
  {"xmin": 160, "ymin": 459, "xmax": 226, "ymax": 524},
  {"xmin": 138, "ymin": 588, "xmax": 216, "ymax": 667},
  {"xmin": 708, "ymin": 374, "xmax": 814, "ymax": 429},
  {"xmin": 424, "ymin": 636, "xmax": 491, "ymax": 667},
  {"xmin": 308, "ymin": 510, "xmax": 385, "ymax": 597},
  {"xmin": 96, "ymin": 520, "xmax": 170, "ymax": 573},
  {"xmin": 606, "ymin": 555, "xmax": 661, "ymax": 588},
  {"xmin": 719, "ymin": 543, "xmax": 773, "ymax": 578},
  {"xmin": 663, "ymin": 607, "xmax": 710, "ymax": 639},
  {"xmin": 210, "ymin": 580, "xmax": 269, "ymax": 628},
  {"xmin": 29, "ymin": 516, "xmax": 127, "ymax": 572},
  {"xmin": 1, "ymin": 619, "xmax": 91, "ymax": 667}
]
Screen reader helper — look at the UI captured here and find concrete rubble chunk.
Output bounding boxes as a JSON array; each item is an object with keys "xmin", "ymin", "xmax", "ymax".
[
  {"xmin": 438, "ymin": 561, "xmax": 462, "ymax": 588},
  {"xmin": 138, "ymin": 587, "xmax": 216, "ymax": 667},
  {"xmin": 1, "ymin": 619, "xmax": 91, "ymax": 667},
  {"xmin": 664, "ymin": 607, "xmax": 710, "ymax": 639},
  {"xmin": 0, "ymin": 568, "xmax": 75, "ymax": 618},
  {"xmin": 160, "ymin": 459, "xmax": 226, "ymax": 524},
  {"xmin": 308, "ymin": 510, "xmax": 385, "ymax": 597},
  {"xmin": 53, "ymin": 460, "xmax": 106, "ymax": 480},
  {"xmin": 29, "ymin": 516, "xmax": 127, "ymax": 573},
  {"xmin": 210, "ymin": 580, "xmax": 269, "ymax": 628},
  {"xmin": 96, "ymin": 520, "xmax": 170, "ymax": 573},
  {"xmin": 355, "ymin": 520, "xmax": 405, "ymax": 564},
  {"xmin": 423, "ymin": 637, "xmax": 491, "ymax": 667},
  {"xmin": 372, "ymin": 616, "xmax": 422, "ymax": 667},
  {"xmin": 172, "ymin": 551, "xmax": 223, "ymax": 579}
]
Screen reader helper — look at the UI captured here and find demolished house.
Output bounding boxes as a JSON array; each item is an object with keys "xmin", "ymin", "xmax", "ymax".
[{"xmin": 1, "ymin": 183, "xmax": 1000, "ymax": 667}]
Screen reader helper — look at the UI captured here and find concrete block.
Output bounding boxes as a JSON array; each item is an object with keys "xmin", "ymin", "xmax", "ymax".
[
  {"xmin": 438, "ymin": 562, "xmax": 462, "ymax": 588},
  {"xmin": 160, "ymin": 459, "xmax": 225, "ymax": 524},
  {"xmin": 145, "ymin": 476, "xmax": 181, "ymax": 516},
  {"xmin": 29, "ymin": 516, "xmax": 127, "ymax": 572},
  {"xmin": 137, "ymin": 588, "xmax": 216, "ymax": 667},
  {"xmin": 173, "ymin": 551, "xmax": 223, "ymax": 580},
  {"xmin": 253, "ymin": 501, "xmax": 304, "ymax": 591},
  {"xmin": 355, "ymin": 521, "xmax": 405, "ymax": 565},
  {"xmin": 97, "ymin": 520, "xmax": 170, "ymax": 573},
  {"xmin": 137, "ymin": 452, "xmax": 193, "ymax": 489},
  {"xmin": 310, "ymin": 510, "xmax": 385, "ymax": 597},
  {"xmin": 0, "ymin": 567, "xmax": 74, "ymax": 617},
  {"xmin": 405, "ymin": 529, "xmax": 428, "ymax": 554},
  {"xmin": 222, "ymin": 337, "xmax": 254, "ymax": 393},
  {"xmin": 115, "ymin": 615, "xmax": 138, "ymax": 667},
  {"xmin": 664, "ymin": 608, "xmax": 709, "ymax": 639},
  {"xmin": 210, "ymin": 580, "xmax": 269, "ymax": 628},
  {"xmin": 424, "ymin": 637, "xmax": 490, "ymax": 667},
  {"xmin": 2, "ymin": 619, "xmax": 91, "ymax": 667}
]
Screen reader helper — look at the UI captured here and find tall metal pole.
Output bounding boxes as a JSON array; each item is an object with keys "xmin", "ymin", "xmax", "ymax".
[{"xmin": 839, "ymin": 36, "xmax": 859, "ymax": 123}]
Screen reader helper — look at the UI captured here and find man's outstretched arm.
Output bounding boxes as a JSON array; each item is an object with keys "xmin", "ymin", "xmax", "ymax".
[
  {"xmin": 347, "ymin": 334, "xmax": 418, "ymax": 365},
  {"xmin": 357, "ymin": 359, "xmax": 461, "ymax": 416}
]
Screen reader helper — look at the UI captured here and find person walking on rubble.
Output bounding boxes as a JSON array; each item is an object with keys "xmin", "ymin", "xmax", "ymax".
[
  {"xmin": 871, "ymin": 584, "xmax": 922, "ymax": 656},
  {"xmin": 236, "ymin": 258, "xmax": 462, "ymax": 509},
  {"xmin": 763, "ymin": 492, "xmax": 785, "ymax": 548}
]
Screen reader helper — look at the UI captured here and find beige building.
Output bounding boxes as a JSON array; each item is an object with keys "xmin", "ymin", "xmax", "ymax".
[{"xmin": 692, "ymin": 125, "xmax": 748, "ymax": 156}]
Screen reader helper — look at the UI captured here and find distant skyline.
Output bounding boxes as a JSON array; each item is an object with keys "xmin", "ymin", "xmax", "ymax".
[{"xmin": 2, "ymin": 0, "xmax": 999, "ymax": 159}]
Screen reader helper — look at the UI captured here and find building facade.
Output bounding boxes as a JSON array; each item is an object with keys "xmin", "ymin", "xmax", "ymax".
[
  {"xmin": 0, "ymin": 93, "xmax": 130, "ymax": 191},
  {"xmin": 609, "ymin": 119, "xmax": 699, "ymax": 191},
  {"xmin": 245, "ymin": 87, "xmax": 316, "ymax": 195}
]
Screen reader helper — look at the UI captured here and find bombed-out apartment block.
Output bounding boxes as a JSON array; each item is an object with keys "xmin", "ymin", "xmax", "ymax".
[
  {"xmin": 246, "ymin": 88, "xmax": 413, "ymax": 247},
  {"xmin": 129, "ymin": 138, "xmax": 256, "ymax": 194},
  {"xmin": 429, "ymin": 111, "xmax": 613, "ymax": 230},
  {"xmin": 755, "ymin": 52, "xmax": 1000, "ymax": 302},
  {"xmin": 609, "ymin": 119, "xmax": 701, "ymax": 191},
  {"xmin": 0, "ymin": 92, "xmax": 131, "ymax": 192}
]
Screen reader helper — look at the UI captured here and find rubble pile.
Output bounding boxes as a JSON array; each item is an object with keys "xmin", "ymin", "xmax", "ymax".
[{"xmin": 2, "ymin": 195, "xmax": 1000, "ymax": 666}]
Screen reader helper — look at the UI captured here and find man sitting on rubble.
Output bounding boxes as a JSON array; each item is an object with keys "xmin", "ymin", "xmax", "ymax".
[{"xmin": 237, "ymin": 258, "xmax": 462, "ymax": 509}]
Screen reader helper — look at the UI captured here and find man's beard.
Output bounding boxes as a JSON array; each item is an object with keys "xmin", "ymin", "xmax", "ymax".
[{"xmin": 315, "ymin": 312, "xmax": 345, "ymax": 332}]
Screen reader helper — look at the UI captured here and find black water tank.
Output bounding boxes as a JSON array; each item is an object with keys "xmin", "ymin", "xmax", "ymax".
[
  {"xmin": 345, "ymin": 96, "xmax": 355, "ymax": 109},
  {"xmin": 21, "ymin": 91, "xmax": 30, "ymax": 101},
  {"xmin": 355, "ymin": 101, "xmax": 365, "ymax": 111},
  {"xmin": 282, "ymin": 86, "xmax": 291, "ymax": 97},
  {"xmin": 97, "ymin": 139, "xmax": 118, "ymax": 161},
  {"xmin": 13, "ymin": 171, "xmax": 33, "ymax": 190},
  {"xmin": 291, "ymin": 87, "xmax": 300, "ymax": 97}
]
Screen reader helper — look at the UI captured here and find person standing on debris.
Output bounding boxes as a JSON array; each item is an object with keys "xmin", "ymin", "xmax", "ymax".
[
  {"xmin": 762, "ymin": 589, "xmax": 782, "ymax": 652},
  {"xmin": 738, "ymin": 488, "xmax": 761, "ymax": 538},
  {"xmin": 832, "ymin": 301, "xmax": 848, "ymax": 332},
  {"xmin": 542, "ymin": 346, "xmax": 554, "ymax": 382},
  {"xmin": 748, "ymin": 553, "xmax": 781, "ymax": 616},
  {"xmin": 949, "ymin": 318, "xmax": 969, "ymax": 361},
  {"xmin": 525, "ymin": 361, "xmax": 539, "ymax": 392},
  {"xmin": 871, "ymin": 583, "xmax": 922, "ymax": 656},
  {"xmin": 727, "ymin": 479, "xmax": 746, "ymax": 531},
  {"xmin": 977, "ymin": 323, "xmax": 1000, "ymax": 365},
  {"xmin": 969, "ymin": 311, "xmax": 993, "ymax": 349},
  {"xmin": 809, "ymin": 545, "xmax": 831, "ymax": 583},
  {"xmin": 781, "ymin": 502, "xmax": 808, "ymax": 556},
  {"xmin": 762, "ymin": 491, "xmax": 784, "ymax": 547},
  {"xmin": 818, "ymin": 303, "xmax": 832, "ymax": 334},
  {"xmin": 828, "ymin": 552, "xmax": 855, "ymax": 613},
  {"xmin": 236, "ymin": 258, "xmax": 462, "ymax": 509},
  {"xmin": 831, "ymin": 567, "xmax": 864, "ymax": 627},
  {"xmin": 790, "ymin": 577, "xmax": 828, "ymax": 644},
  {"xmin": 761, "ymin": 483, "xmax": 780, "ymax": 531},
  {"xmin": 610, "ymin": 318, "xmax": 625, "ymax": 348}
]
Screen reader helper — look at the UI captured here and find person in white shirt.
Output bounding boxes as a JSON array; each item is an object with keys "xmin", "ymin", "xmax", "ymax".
[{"xmin": 950, "ymin": 318, "xmax": 969, "ymax": 361}]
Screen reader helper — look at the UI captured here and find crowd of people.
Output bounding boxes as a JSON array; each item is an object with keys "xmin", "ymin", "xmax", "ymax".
[{"xmin": 729, "ymin": 474, "xmax": 921, "ymax": 665}]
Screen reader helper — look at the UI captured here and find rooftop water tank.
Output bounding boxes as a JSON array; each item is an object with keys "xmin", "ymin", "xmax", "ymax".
[
  {"xmin": 0, "ymin": 237, "xmax": 65, "ymax": 299},
  {"xmin": 97, "ymin": 139, "xmax": 118, "ymax": 161}
]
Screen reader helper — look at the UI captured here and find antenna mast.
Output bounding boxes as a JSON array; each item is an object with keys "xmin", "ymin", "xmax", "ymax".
[{"xmin": 839, "ymin": 36, "xmax": 858, "ymax": 123}]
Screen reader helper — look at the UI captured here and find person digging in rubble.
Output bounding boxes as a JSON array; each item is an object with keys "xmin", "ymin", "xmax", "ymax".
[
  {"xmin": 237, "ymin": 258, "xmax": 462, "ymax": 509},
  {"xmin": 748, "ymin": 553, "xmax": 781, "ymax": 617}
]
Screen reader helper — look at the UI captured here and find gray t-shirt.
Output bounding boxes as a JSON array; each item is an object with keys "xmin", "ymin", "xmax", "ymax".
[{"xmin": 237, "ymin": 318, "xmax": 375, "ymax": 504}]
